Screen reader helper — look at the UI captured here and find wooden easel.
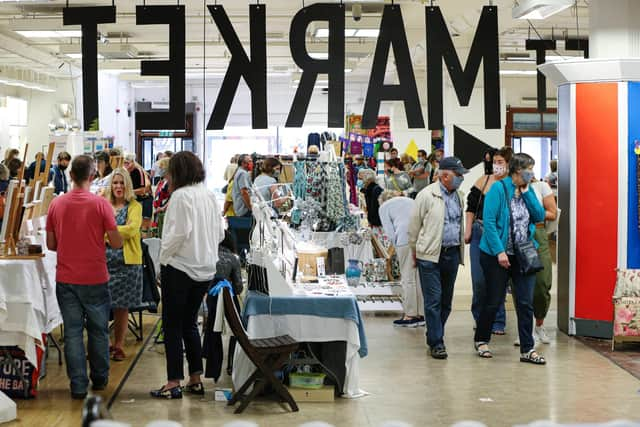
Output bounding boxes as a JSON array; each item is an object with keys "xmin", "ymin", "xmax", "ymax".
[
  {"xmin": 110, "ymin": 155, "xmax": 124, "ymax": 170},
  {"xmin": 1, "ymin": 144, "xmax": 45, "ymax": 260}
]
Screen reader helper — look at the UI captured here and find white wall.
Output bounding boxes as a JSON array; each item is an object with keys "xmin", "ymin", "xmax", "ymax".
[
  {"xmin": 0, "ymin": 77, "xmax": 79, "ymax": 162},
  {"xmin": 98, "ymin": 73, "xmax": 134, "ymax": 153}
]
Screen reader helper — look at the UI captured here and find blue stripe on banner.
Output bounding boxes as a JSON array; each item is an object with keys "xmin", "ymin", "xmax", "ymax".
[{"xmin": 627, "ymin": 82, "xmax": 640, "ymax": 268}]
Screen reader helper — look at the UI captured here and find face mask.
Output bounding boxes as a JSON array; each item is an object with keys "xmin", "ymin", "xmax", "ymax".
[
  {"xmin": 59, "ymin": 164, "xmax": 68, "ymax": 171},
  {"xmin": 521, "ymin": 170, "xmax": 535, "ymax": 184},
  {"xmin": 493, "ymin": 164, "xmax": 506, "ymax": 176},
  {"xmin": 273, "ymin": 170, "xmax": 280, "ymax": 179},
  {"xmin": 246, "ymin": 163, "xmax": 253, "ymax": 172},
  {"xmin": 451, "ymin": 175, "xmax": 464, "ymax": 190},
  {"xmin": 356, "ymin": 179, "xmax": 363, "ymax": 190}
]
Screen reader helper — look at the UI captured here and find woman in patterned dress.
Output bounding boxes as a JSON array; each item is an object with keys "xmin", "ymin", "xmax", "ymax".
[{"xmin": 104, "ymin": 168, "xmax": 143, "ymax": 361}]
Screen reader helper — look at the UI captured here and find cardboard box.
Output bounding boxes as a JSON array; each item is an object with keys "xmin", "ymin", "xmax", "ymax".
[{"xmin": 287, "ymin": 385, "xmax": 335, "ymax": 402}]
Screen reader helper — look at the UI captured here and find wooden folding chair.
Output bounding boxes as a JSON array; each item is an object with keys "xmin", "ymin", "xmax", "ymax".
[{"xmin": 222, "ymin": 287, "xmax": 300, "ymax": 414}]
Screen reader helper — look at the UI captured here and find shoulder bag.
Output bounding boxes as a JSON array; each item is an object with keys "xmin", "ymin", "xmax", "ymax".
[
  {"xmin": 473, "ymin": 176, "xmax": 491, "ymax": 233},
  {"xmin": 501, "ymin": 181, "xmax": 543, "ymax": 276}
]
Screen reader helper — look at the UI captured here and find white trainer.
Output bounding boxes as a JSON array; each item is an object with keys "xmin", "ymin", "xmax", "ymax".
[{"xmin": 535, "ymin": 326, "xmax": 551, "ymax": 344}]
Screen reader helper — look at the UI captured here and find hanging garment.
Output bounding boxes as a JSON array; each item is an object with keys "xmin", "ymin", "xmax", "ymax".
[
  {"xmin": 326, "ymin": 163, "xmax": 345, "ymax": 223},
  {"xmin": 307, "ymin": 133, "xmax": 321, "ymax": 151},
  {"xmin": 293, "ymin": 162, "xmax": 307, "ymax": 200}
]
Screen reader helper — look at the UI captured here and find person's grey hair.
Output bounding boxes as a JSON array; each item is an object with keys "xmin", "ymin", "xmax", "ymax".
[
  {"xmin": 0, "ymin": 163, "xmax": 8, "ymax": 181},
  {"xmin": 124, "ymin": 152, "xmax": 136, "ymax": 162},
  {"xmin": 358, "ymin": 168, "xmax": 376, "ymax": 184},
  {"xmin": 378, "ymin": 190, "xmax": 400, "ymax": 205},
  {"xmin": 509, "ymin": 152, "xmax": 535, "ymax": 175}
]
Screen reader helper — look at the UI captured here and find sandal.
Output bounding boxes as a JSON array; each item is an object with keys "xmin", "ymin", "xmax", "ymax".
[
  {"xmin": 111, "ymin": 348, "xmax": 126, "ymax": 362},
  {"xmin": 474, "ymin": 342, "xmax": 493, "ymax": 358},
  {"xmin": 520, "ymin": 349, "xmax": 546, "ymax": 365}
]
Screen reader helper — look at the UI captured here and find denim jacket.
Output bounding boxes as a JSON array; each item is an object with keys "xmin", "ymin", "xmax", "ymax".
[{"xmin": 479, "ymin": 176, "xmax": 545, "ymax": 257}]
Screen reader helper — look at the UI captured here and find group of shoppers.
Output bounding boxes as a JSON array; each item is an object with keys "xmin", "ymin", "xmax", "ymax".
[
  {"xmin": 46, "ymin": 149, "xmax": 232, "ymax": 400},
  {"xmin": 361, "ymin": 145, "xmax": 557, "ymax": 366}
]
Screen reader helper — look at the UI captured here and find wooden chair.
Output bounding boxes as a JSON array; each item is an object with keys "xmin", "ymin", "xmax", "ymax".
[{"xmin": 222, "ymin": 287, "xmax": 300, "ymax": 414}]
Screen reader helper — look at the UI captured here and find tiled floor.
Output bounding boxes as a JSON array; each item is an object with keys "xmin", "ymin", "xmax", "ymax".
[{"xmin": 109, "ymin": 308, "xmax": 640, "ymax": 427}]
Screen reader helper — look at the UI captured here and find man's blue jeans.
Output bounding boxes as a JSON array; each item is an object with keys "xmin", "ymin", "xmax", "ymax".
[
  {"xmin": 470, "ymin": 221, "xmax": 507, "ymax": 332},
  {"xmin": 417, "ymin": 247, "xmax": 461, "ymax": 349},
  {"xmin": 56, "ymin": 282, "xmax": 111, "ymax": 394}
]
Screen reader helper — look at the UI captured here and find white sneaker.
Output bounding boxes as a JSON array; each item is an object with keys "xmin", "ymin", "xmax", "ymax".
[
  {"xmin": 535, "ymin": 326, "xmax": 551, "ymax": 344},
  {"xmin": 513, "ymin": 337, "xmax": 520, "ymax": 346}
]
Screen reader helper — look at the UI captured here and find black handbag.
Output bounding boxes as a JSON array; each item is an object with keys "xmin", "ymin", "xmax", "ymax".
[{"xmin": 501, "ymin": 181, "xmax": 544, "ymax": 276}]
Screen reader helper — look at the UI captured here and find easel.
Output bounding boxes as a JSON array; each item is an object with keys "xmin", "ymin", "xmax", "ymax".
[
  {"xmin": 0, "ymin": 143, "xmax": 47, "ymax": 260},
  {"xmin": 110, "ymin": 156, "xmax": 124, "ymax": 170}
]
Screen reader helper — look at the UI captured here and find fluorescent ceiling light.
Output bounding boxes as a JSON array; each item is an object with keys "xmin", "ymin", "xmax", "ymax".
[
  {"xmin": 15, "ymin": 30, "xmax": 83, "ymax": 38},
  {"xmin": 100, "ymin": 68, "xmax": 141, "ymax": 74},
  {"xmin": 353, "ymin": 29, "xmax": 379, "ymax": 38},
  {"xmin": 512, "ymin": 0, "xmax": 574, "ymax": 20},
  {"xmin": 500, "ymin": 70, "xmax": 537, "ymax": 76},
  {"xmin": 309, "ymin": 52, "xmax": 329, "ymax": 60},
  {"xmin": 314, "ymin": 28, "xmax": 376, "ymax": 38},
  {"xmin": 298, "ymin": 68, "xmax": 353, "ymax": 73},
  {"xmin": 66, "ymin": 53, "xmax": 105, "ymax": 59}
]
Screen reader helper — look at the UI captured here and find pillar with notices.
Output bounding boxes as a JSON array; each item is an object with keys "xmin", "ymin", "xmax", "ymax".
[{"xmin": 540, "ymin": 0, "xmax": 640, "ymax": 338}]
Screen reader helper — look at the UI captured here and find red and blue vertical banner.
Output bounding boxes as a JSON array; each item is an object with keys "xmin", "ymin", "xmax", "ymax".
[
  {"xmin": 627, "ymin": 82, "xmax": 640, "ymax": 269},
  {"xmin": 575, "ymin": 83, "xmax": 619, "ymax": 322}
]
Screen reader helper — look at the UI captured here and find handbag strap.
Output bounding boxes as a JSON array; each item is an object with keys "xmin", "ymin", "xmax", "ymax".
[
  {"xmin": 474, "ymin": 175, "xmax": 491, "ymax": 219},
  {"xmin": 500, "ymin": 181, "xmax": 517, "ymax": 245}
]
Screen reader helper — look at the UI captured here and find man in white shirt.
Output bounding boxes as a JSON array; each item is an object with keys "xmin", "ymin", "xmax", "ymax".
[{"xmin": 379, "ymin": 191, "xmax": 424, "ymax": 328}]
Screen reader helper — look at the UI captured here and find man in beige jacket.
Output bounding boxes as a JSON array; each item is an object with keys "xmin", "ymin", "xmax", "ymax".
[{"xmin": 408, "ymin": 157, "xmax": 468, "ymax": 360}]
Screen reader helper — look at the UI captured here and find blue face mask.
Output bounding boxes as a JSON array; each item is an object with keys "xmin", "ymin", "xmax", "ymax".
[
  {"xmin": 451, "ymin": 175, "xmax": 464, "ymax": 190},
  {"xmin": 521, "ymin": 170, "xmax": 535, "ymax": 184},
  {"xmin": 356, "ymin": 179, "xmax": 364, "ymax": 190}
]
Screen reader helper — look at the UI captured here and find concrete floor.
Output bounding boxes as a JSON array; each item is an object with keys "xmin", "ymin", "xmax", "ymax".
[{"xmin": 110, "ymin": 307, "xmax": 640, "ymax": 427}]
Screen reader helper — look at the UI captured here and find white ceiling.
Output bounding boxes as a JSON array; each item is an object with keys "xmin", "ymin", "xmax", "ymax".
[{"xmin": 0, "ymin": 0, "xmax": 589, "ymax": 84}]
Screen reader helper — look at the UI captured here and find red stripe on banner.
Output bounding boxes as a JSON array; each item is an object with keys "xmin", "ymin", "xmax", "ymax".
[{"xmin": 575, "ymin": 83, "xmax": 619, "ymax": 321}]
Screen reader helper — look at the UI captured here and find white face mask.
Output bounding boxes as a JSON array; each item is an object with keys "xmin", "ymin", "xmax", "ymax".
[{"xmin": 493, "ymin": 163, "xmax": 506, "ymax": 176}]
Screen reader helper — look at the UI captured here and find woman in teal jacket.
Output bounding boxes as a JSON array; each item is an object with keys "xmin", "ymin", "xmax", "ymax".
[{"xmin": 474, "ymin": 153, "xmax": 547, "ymax": 365}]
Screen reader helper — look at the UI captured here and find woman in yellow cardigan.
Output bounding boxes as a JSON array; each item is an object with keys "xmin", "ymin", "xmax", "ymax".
[{"xmin": 105, "ymin": 168, "xmax": 143, "ymax": 361}]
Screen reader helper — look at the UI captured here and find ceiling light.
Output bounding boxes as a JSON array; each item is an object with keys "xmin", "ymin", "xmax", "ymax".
[
  {"xmin": 16, "ymin": 30, "xmax": 83, "ymax": 38},
  {"xmin": 353, "ymin": 29, "xmax": 379, "ymax": 38},
  {"xmin": 512, "ymin": 0, "xmax": 574, "ymax": 20},
  {"xmin": 309, "ymin": 52, "xmax": 329, "ymax": 60},
  {"xmin": 66, "ymin": 53, "xmax": 105, "ymax": 59},
  {"xmin": 314, "ymin": 28, "xmax": 375, "ymax": 38},
  {"xmin": 500, "ymin": 70, "xmax": 538, "ymax": 76}
]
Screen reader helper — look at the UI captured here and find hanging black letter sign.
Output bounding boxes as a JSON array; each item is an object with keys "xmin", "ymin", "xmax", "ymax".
[
  {"xmin": 63, "ymin": 6, "xmax": 116, "ymax": 130},
  {"xmin": 426, "ymin": 5, "xmax": 500, "ymax": 130},
  {"xmin": 208, "ymin": 4, "xmax": 267, "ymax": 129},
  {"xmin": 526, "ymin": 39, "xmax": 556, "ymax": 112},
  {"xmin": 286, "ymin": 3, "xmax": 345, "ymax": 128},
  {"xmin": 566, "ymin": 38, "xmax": 589, "ymax": 58},
  {"xmin": 135, "ymin": 5, "xmax": 185, "ymax": 130},
  {"xmin": 362, "ymin": 4, "xmax": 424, "ymax": 129}
]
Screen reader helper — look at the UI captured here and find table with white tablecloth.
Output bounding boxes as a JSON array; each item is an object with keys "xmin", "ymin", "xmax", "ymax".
[{"xmin": 0, "ymin": 251, "xmax": 62, "ymax": 367}]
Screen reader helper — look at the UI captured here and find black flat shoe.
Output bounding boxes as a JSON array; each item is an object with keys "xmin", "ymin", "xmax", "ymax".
[
  {"xmin": 71, "ymin": 391, "xmax": 87, "ymax": 400},
  {"xmin": 430, "ymin": 346, "xmax": 448, "ymax": 360},
  {"xmin": 150, "ymin": 385, "xmax": 183, "ymax": 399},
  {"xmin": 183, "ymin": 382, "xmax": 205, "ymax": 396}
]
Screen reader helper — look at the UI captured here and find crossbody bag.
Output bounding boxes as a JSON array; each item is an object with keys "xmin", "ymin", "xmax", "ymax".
[{"xmin": 501, "ymin": 181, "xmax": 543, "ymax": 276}]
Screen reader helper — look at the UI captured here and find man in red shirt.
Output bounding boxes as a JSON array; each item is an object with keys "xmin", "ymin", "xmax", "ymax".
[{"xmin": 46, "ymin": 155, "xmax": 123, "ymax": 399}]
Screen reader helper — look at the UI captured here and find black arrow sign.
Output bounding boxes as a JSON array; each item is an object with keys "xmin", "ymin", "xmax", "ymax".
[{"xmin": 453, "ymin": 125, "xmax": 494, "ymax": 170}]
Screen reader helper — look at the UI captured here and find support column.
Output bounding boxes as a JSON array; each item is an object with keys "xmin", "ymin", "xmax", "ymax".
[{"xmin": 541, "ymin": 1, "xmax": 640, "ymax": 338}]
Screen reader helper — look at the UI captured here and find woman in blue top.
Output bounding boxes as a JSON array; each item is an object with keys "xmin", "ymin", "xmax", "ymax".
[{"xmin": 474, "ymin": 153, "xmax": 547, "ymax": 365}]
